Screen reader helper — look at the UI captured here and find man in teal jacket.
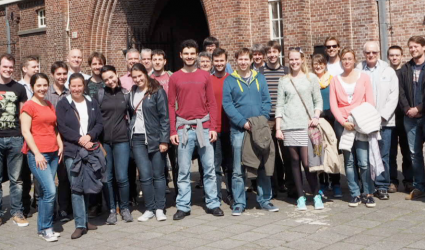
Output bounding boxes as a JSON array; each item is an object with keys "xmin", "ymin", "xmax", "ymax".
[{"xmin": 222, "ymin": 48, "xmax": 278, "ymax": 216}]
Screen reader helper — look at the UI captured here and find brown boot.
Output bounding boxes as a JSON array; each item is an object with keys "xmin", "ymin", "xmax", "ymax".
[
  {"xmin": 87, "ymin": 222, "xmax": 97, "ymax": 230},
  {"xmin": 405, "ymin": 188, "xmax": 425, "ymax": 200},
  {"xmin": 71, "ymin": 228, "xmax": 87, "ymax": 239}
]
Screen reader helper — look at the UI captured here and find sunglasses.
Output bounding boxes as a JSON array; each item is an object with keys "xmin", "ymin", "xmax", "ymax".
[
  {"xmin": 326, "ymin": 45, "xmax": 338, "ymax": 49},
  {"xmin": 365, "ymin": 51, "xmax": 379, "ymax": 55},
  {"xmin": 288, "ymin": 47, "xmax": 304, "ymax": 54}
]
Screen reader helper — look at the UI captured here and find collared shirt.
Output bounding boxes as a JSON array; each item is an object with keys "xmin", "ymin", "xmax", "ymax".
[
  {"xmin": 362, "ymin": 61, "xmax": 380, "ymax": 103},
  {"xmin": 65, "ymin": 70, "xmax": 90, "ymax": 88},
  {"xmin": 120, "ymin": 72, "xmax": 134, "ymax": 91},
  {"xmin": 18, "ymin": 79, "xmax": 33, "ymax": 99},
  {"xmin": 44, "ymin": 84, "xmax": 69, "ymax": 108}
]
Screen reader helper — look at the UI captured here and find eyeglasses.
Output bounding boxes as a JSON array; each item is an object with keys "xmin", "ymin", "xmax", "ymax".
[
  {"xmin": 288, "ymin": 47, "xmax": 304, "ymax": 54},
  {"xmin": 326, "ymin": 45, "xmax": 338, "ymax": 49},
  {"xmin": 365, "ymin": 51, "xmax": 379, "ymax": 55}
]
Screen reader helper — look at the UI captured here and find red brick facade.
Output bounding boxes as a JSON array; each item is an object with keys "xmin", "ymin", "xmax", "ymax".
[{"xmin": 1, "ymin": 0, "xmax": 424, "ymax": 79}]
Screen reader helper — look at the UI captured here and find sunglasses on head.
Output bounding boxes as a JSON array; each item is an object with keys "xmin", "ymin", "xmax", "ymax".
[
  {"xmin": 365, "ymin": 51, "xmax": 379, "ymax": 55},
  {"xmin": 326, "ymin": 45, "xmax": 338, "ymax": 49},
  {"xmin": 288, "ymin": 47, "xmax": 304, "ymax": 54}
]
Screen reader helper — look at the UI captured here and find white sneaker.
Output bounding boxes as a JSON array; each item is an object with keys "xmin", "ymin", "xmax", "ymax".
[
  {"xmin": 155, "ymin": 209, "xmax": 167, "ymax": 221},
  {"xmin": 137, "ymin": 211, "xmax": 154, "ymax": 222}
]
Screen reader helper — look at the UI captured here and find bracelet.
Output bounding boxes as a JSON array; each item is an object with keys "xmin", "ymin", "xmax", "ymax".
[{"xmin": 313, "ymin": 116, "xmax": 319, "ymax": 119}]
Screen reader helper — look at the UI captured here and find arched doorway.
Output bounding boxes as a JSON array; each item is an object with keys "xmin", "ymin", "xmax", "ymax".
[{"xmin": 148, "ymin": 0, "xmax": 210, "ymax": 71}]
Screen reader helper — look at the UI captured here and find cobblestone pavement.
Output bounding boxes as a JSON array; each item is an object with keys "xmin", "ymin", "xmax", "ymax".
[{"xmin": 1, "ymin": 161, "xmax": 425, "ymax": 250}]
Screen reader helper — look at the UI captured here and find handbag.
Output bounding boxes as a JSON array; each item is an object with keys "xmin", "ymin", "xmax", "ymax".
[
  {"xmin": 73, "ymin": 110, "xmax": 107, "ymax": 157},
  {"xmin": 289, "ymin": 78, "xmax": 323, "ymax": 157}
]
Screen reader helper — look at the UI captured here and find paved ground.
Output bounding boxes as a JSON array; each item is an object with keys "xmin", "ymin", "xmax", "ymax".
[{"xmin": 1, "ymin": 159, "xmax": 425, "ymax": 250}]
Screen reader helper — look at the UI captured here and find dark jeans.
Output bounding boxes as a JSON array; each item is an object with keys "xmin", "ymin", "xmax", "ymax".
[
  {"xmin": 132, "ymin": 134, "xmax": 166, "ymax": 211},
  {"xmin": 375, "ymin": 127, "xmax": 393, "ymax": 190},
  {"xmin": 0, "ymin": 136, "xmax": 24, "ymax": 217},
  {"xmin": 213, "ymin": 132, "xmax": 233, "ymax": 201},
  {"xmin": 57, "ymin": 161, "xmax": 72, "ymax": 213},
  {"xmin": 103, "ymin": 142, "xmax": 130, "ymax": 211},
  {"xmin": 389, "ymin": 115, "xmax": 413, "ymax": 185},
  {"xmin": 319, "ymin": 109, "xmax": 340, "ymax": 187}
]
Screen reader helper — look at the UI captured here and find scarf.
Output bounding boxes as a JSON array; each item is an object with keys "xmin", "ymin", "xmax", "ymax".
[{"xmin": 319, "ymin": 72, "xmax": 332, "ymax": 89}]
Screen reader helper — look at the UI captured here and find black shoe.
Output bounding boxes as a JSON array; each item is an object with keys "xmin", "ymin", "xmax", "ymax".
[
  {"xmin": 207, "ymin": 207, "xmax": 224, "ymax": 216},
  {"xmin": 348, "ymin": 196, "xmax": 362, "ymax": 207},
  {"xmin": 23, "ymin": 210, "xmax": 33, "ymax": 218},
  {"xmin": 363, "ymin": 196, "xmax": 376, "ymax": 208},
  {"xmin": 287, "ymin": 189, "xmax": 298, "ymax": 199},
  {"xmin": 404, "ymin": 182, "xmax": 414, "ymax": 193},
  {"xmin": 374, "ymin": 189, "xmax": 389, "ymax": 200},
  {"xmin": 173, "ymin": 210, "xmax": 190, "ymax": 220},
  {"xmin": 88, "ymin": 206, "xmax": 101, "ymax": 218},
  {"xmin": 59, "ymin": 210, "xmax": 71, "ymax": 222}
]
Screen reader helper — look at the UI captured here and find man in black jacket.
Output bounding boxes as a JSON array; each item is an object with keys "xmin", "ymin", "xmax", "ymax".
[{"xmin": 398, "ymin": 36, "xmax": 425, "ymax": 200}]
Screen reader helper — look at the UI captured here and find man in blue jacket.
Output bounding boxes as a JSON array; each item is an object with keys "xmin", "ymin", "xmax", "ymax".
[{"xmin": 222, "ymin": 48, "xmax": 278, "ymax": 216}]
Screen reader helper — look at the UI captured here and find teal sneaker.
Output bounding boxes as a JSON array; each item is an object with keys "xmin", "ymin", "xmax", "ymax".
[
  {"xmin": 297, "ymin": 196, "xmax": 307, "ymax": 211},
  {"xmin": 314, "ymin": 194, "xmax": 324, "ymax": 210}
]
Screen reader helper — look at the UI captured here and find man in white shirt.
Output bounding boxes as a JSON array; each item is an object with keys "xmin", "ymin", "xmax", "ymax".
[
  {"xmin": 325, "ymin": 37, "xmax": 344, "ymax": 76},
  {"xmin": 18, "ymin": 56, "xmax": 39, "ymax": 99},
  {"xmin": 65, "ymin": 49, "xmax": 90, "ymax": 88},
  {"xmin": 357, "ymin": 41, "xmax": 399, "ymax": 200}
]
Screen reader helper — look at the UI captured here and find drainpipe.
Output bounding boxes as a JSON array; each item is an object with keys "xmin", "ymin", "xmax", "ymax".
[
  {"xmin": 377, "ymin": 0, "xmax": 389, "ymax": 62},
  {"xmin": 5, "ymin": 6, "xmax": 11, "ymax": 54}
]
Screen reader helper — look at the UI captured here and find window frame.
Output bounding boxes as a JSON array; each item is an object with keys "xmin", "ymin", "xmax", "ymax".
[
  {"xmin": 268, "ymin": 0, "xmax": 284, "ymax": 63},
  {"xmin": 37, "ymin": 8, "xmax": 46, "ymax": 28}
]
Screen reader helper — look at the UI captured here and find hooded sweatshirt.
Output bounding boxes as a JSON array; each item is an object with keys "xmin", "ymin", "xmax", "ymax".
[{"xmin": 222, "ymin": 70, "xmax": 271, "ymax": 130}]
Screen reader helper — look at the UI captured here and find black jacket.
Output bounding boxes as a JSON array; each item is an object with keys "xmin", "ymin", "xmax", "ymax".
[
  {"xmin": 129, "ymin": 85, "xmax": 170, "ymax": 153},
  {"xmin": 56, "ymin": 95, "xmax": 104, "ymax": 158},
  {"xmin": 398, "ymin": 59, "xmax": 425, "ymax": 114},
  {"xmin": 70, "ymin": 146, "xmax": 107, "ymax": 194},
  {"xmin": 96, "ymin": 86, "xmax": 130, "ymax": 144}
]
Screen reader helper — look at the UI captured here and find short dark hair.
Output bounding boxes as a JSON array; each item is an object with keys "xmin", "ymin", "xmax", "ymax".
[
  {"xmin": 152, "ymin": 49, "xmax": 166, "ymax": 60},
  {"xmin": 88, "ymin": 52, "xmax": 106, "ymax": 66},
  {"xmin": 212, "ymin": 48, "xmax": 228, "ymax": 60},
  {"xmin": 180, "ymin": 39, "xmax": 199, "ymax": 53},
  {"xmin": 68, "ymin": 73, "xmax": 85, "ymax": 87},
  {"xmin": 235, "ymin": 48, "xmax": 252, "ymax": 59},
  {"xmin": 324, "ymin": 36, "xmax": 341, "ymax": 47},
  {"xmin": 30, "ymin": 73, "xmax": 49, "ymax": 88},
  {"xmin": 387, "ymin": 45, "xmax": 403, "ymax": 57},
  {"xmin": 203, "ymin": 36, "xmax": 220, "ymax": 49},
  {"xmin": 100, "ymin": 65, "xmax": 122, "ymax": 87},
  {"xmin": 50, "ymin": 61, "xmax": 68, "ymax": 74},
  {"xmin": 265, "ymin": 40, "xmax": 282, "ymax": 53},
  {"xmin": 0, "ymin": 53, "xmax": 15, "ymax": 65},
  {"xmin": 131, "ymin": 63, "xmax": 162, "ymax": 95},
  {"xmin": 408, "ymin": 36, "xmax": 425, "ymax": 47}
]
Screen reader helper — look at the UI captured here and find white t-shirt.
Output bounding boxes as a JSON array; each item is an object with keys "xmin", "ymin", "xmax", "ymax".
[
  {"xmin": 327, "ymin": 61, "xmax": 344, "ymax": 76},
  {"xmin": 74, "ymin": 100, "xmax": 89, "ymax": 136},
  {"xmin": 133, "ymin": 89, "xmax": 146, "ymax": 134},
  {"xmin": 338, "ymin": 75, "xmax": 358, "ymax": 104}
]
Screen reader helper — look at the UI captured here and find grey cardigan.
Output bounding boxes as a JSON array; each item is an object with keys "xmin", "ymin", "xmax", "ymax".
[{"xmin": 275, "ymin": 73, "xmax": 323, "ymax": 130}]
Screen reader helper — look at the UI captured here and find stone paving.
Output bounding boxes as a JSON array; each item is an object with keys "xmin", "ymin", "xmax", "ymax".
[{"xmin": 1, "ymin": 161, "xmax": 425, "ymax": 250}]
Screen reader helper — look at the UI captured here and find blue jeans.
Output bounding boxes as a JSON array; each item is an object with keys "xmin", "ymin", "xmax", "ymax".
[
  {"xmin": 213, "ymin": 132, "xmax": 233, "ymax": 201},
  {"xmin": 176, "ymin": 128, "xmax": 220, "ymax": 212},
  {"xmin": 404, "ymin": 116, "xmax": 425, "ymax": 191},
  {"xmin": 65, "ymin": 157, "xmax": 89, "ymax": 229},
  {"xmin": 375, "ymin": 127, "xmax": 393, "ymax": 190},
  {"xmin": 132, "ymin": 134, "xmax": 166, "ymax": 211},
  {"xmin": 103, "ymin": 142, "xmax": 130, "ymax": 211},
  {"xmin": 231, "ymin": 129, "xmax": 272, "ymax": 209},
  {"xmin": 0, "ymin": 136, "xmax": 24, "ymax": 217},
  {"xmin": 27, "ymin": 151, "xmax": 58, "ymax": 232},
  {"xmin": 334, "ymin": 123, "xmax": 374, "ymax": 197}
]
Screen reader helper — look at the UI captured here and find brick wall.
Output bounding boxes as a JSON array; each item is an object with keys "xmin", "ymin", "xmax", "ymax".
[{"xmin": 1, "ymin": 0, "xmax": 425, "ymax": 77}]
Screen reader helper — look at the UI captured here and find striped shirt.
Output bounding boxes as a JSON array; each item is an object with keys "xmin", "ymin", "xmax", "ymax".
[
  {"xmin": 263, "ymin": 64, "xmax": 288, "ymax": 119},
  {"xmin": 44, "ymin": 84, "xmax": 69, "ymax": 108}
]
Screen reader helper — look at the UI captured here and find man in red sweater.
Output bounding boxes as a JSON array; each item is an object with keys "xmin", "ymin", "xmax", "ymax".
[
  {"xmin": 210, "ymin": 48, "xmax": 232, "ymax": 205},
  {"xmin": 168, "ymin": 39, "xmax": 223, "ymax": 220}
]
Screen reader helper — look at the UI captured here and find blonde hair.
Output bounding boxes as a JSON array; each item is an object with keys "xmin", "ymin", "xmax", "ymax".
[
  {"xmin": 286, "ymin": 49, "xmax": 309, "ymax": 79},
  {"xmin": 340, "ymin": 48, "xmax": 356, "ymax": 62}
]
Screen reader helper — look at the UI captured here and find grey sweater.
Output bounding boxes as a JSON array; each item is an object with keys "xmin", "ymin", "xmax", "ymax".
[{"xmin": 275, "ymin": 73, "xmax": 323, "ymax": 130}]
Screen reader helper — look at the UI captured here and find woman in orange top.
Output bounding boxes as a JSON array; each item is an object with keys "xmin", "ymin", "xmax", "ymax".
[{"xmin": 20, "ymin": 73, "xmax": 63, "ymax": 242}]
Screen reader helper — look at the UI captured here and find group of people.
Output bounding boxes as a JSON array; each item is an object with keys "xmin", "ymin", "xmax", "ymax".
[{"xmin": 0, "ymin": 34, "xmax": 424, "ymax": 242}]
